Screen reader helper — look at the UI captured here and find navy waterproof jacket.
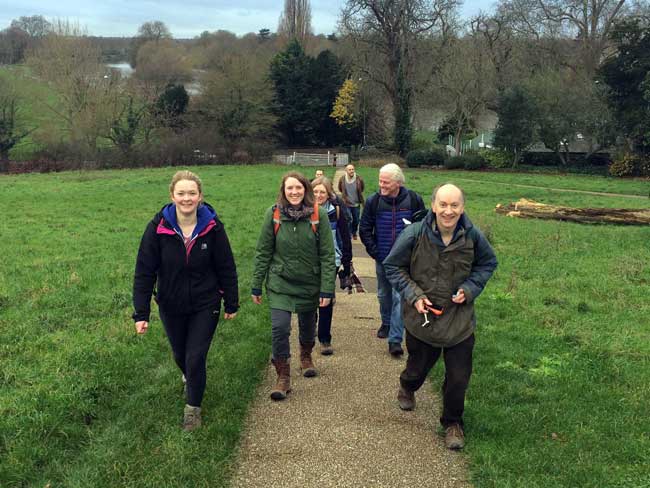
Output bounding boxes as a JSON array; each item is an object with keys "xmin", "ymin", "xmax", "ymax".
[
  {"xmin": 359, "ymin": 187, "xmax": 426, "ymax": 262},
  {"xmin": 132, "ymin": 202, "xmax": 239, "ymax": 322}
]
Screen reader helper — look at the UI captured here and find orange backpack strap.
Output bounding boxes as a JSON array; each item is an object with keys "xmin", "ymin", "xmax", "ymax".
[
  {"xmin": 310, "ymin": 203, "xmax": 319, "ymax": 234},
  {"xmin": 273, "ymin": 205, "xmax": 281, "ymax": 235},
  {"xmin": 273, "ymin": 204, "xmax": 319, "ymax": 235}
]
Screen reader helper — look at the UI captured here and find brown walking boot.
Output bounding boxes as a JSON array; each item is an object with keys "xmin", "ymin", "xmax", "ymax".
[
  {"xmin": 299, "ymin": 342, "xmax": 318, "ymax": 377},
  {"xmin": 445, "ymin": 423, "xmax": 465, "ymax": 450},
  {"xmin": 397, "ymin": 387, "xmax": 415, "ymax": 411},
  {"xmin": 319, "ymin": 342, "xmax": 334, "ymax": 356},
  {"xmin": 270, "ymin": 358, "xmax": 291, "ymax": 401}
]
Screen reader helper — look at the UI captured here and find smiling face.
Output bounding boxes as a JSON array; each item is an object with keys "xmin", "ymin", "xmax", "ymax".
[
  {"xmin": 313, "ymin": 183, "xmax": 329, "ymax": 206},
  {"xmin": 379, "ymin": 171, "xmax": 401, "ymax": 197},
  {"xmin": 284, "ymin": 177, "xmax": 306, "ymax": 207},
  {"xmin": 171, "ymin": 179, "xmax": 202, "ymax": 217},
  {"xmin": 432, "ymin": 184, "xmax": 464, "ymax": 234}
]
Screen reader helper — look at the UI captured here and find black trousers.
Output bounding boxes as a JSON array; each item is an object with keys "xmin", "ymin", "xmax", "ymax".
[
  {"xmin": 159, "ymin": 307, "xmax": 220, "ymax": 407},
  {"xmin": 400, "ymin": 330, "xmax": 475, "ymax": 427}
]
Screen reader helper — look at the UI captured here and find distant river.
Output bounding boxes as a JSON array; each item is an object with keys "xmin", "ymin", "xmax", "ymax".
[{"xmin": 106, "ymin": 63, "xmax": 134, "ymax": 77}]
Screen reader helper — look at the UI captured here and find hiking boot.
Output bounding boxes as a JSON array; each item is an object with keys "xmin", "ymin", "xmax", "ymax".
[
  {"xmin": 397, "ymin": 387, "xmax": 415, "ymax": 411},
  {"xmin": 270, "ymin": 358, "xmax": 291, "ymax": 401},
  {"xmin": 376, "ymin": 324, "xmax": 389, "ymax": 338},
  {"xmin": 445, "ymin": 424, "xmax": 465, "ymax": 450},
  {"xmin": 182, "ymin": 405, "xmax": 202, "ymax": 431},
  {"xmin": 320, "ymin": 342, "xmax": 334, "ymax": 356},
  {"xmin": 300, "ymin": 342, "xmax": 318, "ymax": 377},
  {"xmin": 388, "ymin": 342, "xmax": 403, "ymax": 357}
]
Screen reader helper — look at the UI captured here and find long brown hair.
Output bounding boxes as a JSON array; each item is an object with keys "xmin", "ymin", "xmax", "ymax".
[{"xmin": 277, "ymin": 171, "xmax": 314, "ymax": 207}]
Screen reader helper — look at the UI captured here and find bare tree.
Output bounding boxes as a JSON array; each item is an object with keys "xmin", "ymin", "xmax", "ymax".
[
  {"xmin": 10, "ymin": 15, "xmax": 52, "ymax": 38},
  {"xmin": 497, "ymin": 0, "xmax": 631, "ymax": 76},
  {"xmin": 129, "ymin": 20, "xmax": 173, "ymax": 67},
  {"xmin": 340, "ymin": 0, "xmax": 460, "ymax": 154},
  {"xmin": 26, "ymin": 20, "xmax": 120, "ymax": 154},
  {"xmin": 278, "ymin": 0, "xmax": 313, "ymax": 43}
]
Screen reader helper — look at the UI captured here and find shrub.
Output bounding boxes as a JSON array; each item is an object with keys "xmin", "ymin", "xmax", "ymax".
[
  {"xmin": 480, "ymin": 149, "xmax": 512, "ymax": 169},
  {"xmin": 638, "ymin": 156, "xmax": 650, "ymax": 177},
  {"xmin": 460, "ymin": 152, "xmax": 487, "ymax": 170},
  {"xmin": 405, "ymin": 147, "xmax": 446, "ymax": 167},
  {"xmin": 609, "ymin": 154, "xmax": 640, "ymax": 177},
  {"xmin": 444, "ymin": 156, "xmax": 465, "ymax": 170}
]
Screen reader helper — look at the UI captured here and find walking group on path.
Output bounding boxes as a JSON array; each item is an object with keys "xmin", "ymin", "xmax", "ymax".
[{"xmin": 131, "ymin": 163, "xmax": 497, "ymax": 482}]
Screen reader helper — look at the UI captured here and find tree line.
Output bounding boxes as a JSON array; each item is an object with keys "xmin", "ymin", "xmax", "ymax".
[{"xmin": 1, "ymin": 1, "xmax": 650, "ymax": 176}]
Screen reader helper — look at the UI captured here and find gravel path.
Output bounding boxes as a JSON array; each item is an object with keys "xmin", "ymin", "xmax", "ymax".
[{"xmin": 230, "ymin": 233, "xmax": 472, "ymax": 487}]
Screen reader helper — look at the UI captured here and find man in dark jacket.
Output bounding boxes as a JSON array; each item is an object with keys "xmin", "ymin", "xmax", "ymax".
[
  {"xmin": 383, "ymin": 183, "xmax": 497, "ymax": 450},
  {"xmin": 359, "ymin": 163, "xmax": 426, "ymax": 356}
]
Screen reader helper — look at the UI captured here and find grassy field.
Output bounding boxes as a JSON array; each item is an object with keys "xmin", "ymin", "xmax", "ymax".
[{"xmin": 1, "ymin": 165, "xmax": 649, "ymax": 487}]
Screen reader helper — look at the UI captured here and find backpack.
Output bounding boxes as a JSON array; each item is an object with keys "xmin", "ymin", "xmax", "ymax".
[{"xmin": 272, "ymin": 203, "xmax": 320, "ymax": 235}]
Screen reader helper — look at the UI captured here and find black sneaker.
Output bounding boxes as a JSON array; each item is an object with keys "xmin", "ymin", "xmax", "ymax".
[
  {"xmin": 376, "ymin": 324, "xmax": 389, "ymax": 338},
  {"xmin": 388, "ymin": 342, "xmax": 403, "ymax": 357}
]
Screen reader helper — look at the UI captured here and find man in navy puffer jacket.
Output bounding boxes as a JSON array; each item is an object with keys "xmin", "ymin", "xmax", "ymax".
[{"xmin": 359, "ymin": 163, "xmax": 425, "ymax": 356}]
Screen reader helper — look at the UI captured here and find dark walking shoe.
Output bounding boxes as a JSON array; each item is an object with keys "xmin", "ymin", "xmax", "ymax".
[
  {"xmin": 182, "ymin": 405, "xmax": 202, "ymax": 431},
  {"xmin": 320, "ymin": 342, "xmax": 334, "ymax": 356},
  {"xmin": 445, "ymin": 424, "xmax": 465, "ymax": 450},
  {"xmin": 388, "ymin": 342, "xmax": 403, "ymax": 357},
  {"xmin": 397, "ymin": 387, "xmax": 415, "ymax": 411},
  {"xmin": 376, "ymin": 324, "xmax": 389, "ymax": 338}
]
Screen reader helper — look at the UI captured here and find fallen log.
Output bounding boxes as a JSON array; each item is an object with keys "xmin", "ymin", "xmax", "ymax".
[{"xmin": 495, "ymin": 198, "xmax": 650, "ymax": 225}]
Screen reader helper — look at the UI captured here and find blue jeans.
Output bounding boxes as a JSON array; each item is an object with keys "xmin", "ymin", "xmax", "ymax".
[
  {"xmin": 347, "ymin": 205, "xmax": 360, "ymax": 236},
  {"xmin": 375, "ymin": 262, "xmax": 403, "ymax": 344}
]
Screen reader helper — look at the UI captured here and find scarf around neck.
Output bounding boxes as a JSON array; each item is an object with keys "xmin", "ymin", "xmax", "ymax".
[{"xmin": 280, "ymin": 203, "xmax": 313, "ymax": 221}]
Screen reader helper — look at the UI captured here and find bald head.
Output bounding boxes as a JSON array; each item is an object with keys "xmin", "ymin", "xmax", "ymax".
[
  {"xmin": 431, "ymin": 183, "xmax": 465, "ymax": 235},
  {"xmin": 432, "ymin": 183, "xmax": 465, "ymax": 204}
]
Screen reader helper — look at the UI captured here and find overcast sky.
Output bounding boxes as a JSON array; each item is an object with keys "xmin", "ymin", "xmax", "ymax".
[{"xmin": 0, "ymin": 0, "xmax": 496, "ymax": 38}]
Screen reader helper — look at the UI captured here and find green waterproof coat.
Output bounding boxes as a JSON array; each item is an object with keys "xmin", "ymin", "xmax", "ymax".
[
  {"xmin": 383, "ymin": 211, "xmax": 497, "ymax": 347},
  {"xmin": 251, "ymin": 205, "xmax": 336, "ymax": 312}
]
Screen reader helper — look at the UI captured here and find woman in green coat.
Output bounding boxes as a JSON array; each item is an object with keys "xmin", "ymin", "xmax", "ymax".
[{"xmin": 251, "ymin": 172, "xmax": 336, "ymax": 400}]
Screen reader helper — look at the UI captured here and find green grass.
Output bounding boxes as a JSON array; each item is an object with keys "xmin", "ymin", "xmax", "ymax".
[
  {"xmin": 411, "ymin": 168, "xmax": 650, "ymax": 197},
  {"xmin": 1, "ymin": 165, "xmax": 649, "ymax": 487},
  {"xmin": 0, "ymin": 65, "xmax": 64, "ymax": 160}
]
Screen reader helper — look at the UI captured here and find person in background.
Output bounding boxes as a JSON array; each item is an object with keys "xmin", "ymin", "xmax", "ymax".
[
  {"xmin": 251, "ymin": 172, "xmax": 336, "ymax": 400},
  {"xmin": 315, "ymin": 169, "xmax": 324, "ymax": 179},
  {"xmin": 359, "ymin": 163, "xmax": 425, "ymax": 357},
  {"xmin": 338, "ymin": 164, "xmax": 365, "ymax": 240},
  {"xmin": 383, "ymin": 183, "xmax": 497, "ymax": 450},
  {"xmin": 133, "ymin": 170, "xmax": 239, "ymax": 431},
  {"xmin": 312, "ymin": 176, "xmax": 352, "ymax": 355}
]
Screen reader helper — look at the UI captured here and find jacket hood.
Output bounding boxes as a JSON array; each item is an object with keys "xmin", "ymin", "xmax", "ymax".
[{"xmin": 157, "ymin": 202, "xmax": 218, "ymax": 238}]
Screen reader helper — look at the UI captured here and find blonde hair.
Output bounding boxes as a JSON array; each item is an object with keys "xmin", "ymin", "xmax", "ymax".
[
  {"xmin": 311, "ymin": 176, "xmax": 336, "ymax": 200},
  {"xmin": 169, "ymin": 170, "xmax": 203, "ymax": 195}
]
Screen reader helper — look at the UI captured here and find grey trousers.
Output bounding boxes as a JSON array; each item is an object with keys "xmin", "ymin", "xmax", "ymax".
[{"xmin": 271, "ymin": 308, "xmax": 317, "ymax": 360}]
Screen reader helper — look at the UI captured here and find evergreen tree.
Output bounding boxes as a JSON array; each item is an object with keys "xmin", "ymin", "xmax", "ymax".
[
  {"xmin": 269, "ymin": 40, "xmax": 345, "ymax": 146},
  {"xmin": 599, "ymin": 20, "xmax": 650, "ymax": 154},
  {"xmin": 493, "ymin": 85, "xmax": 537, "ymax": 166}
]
